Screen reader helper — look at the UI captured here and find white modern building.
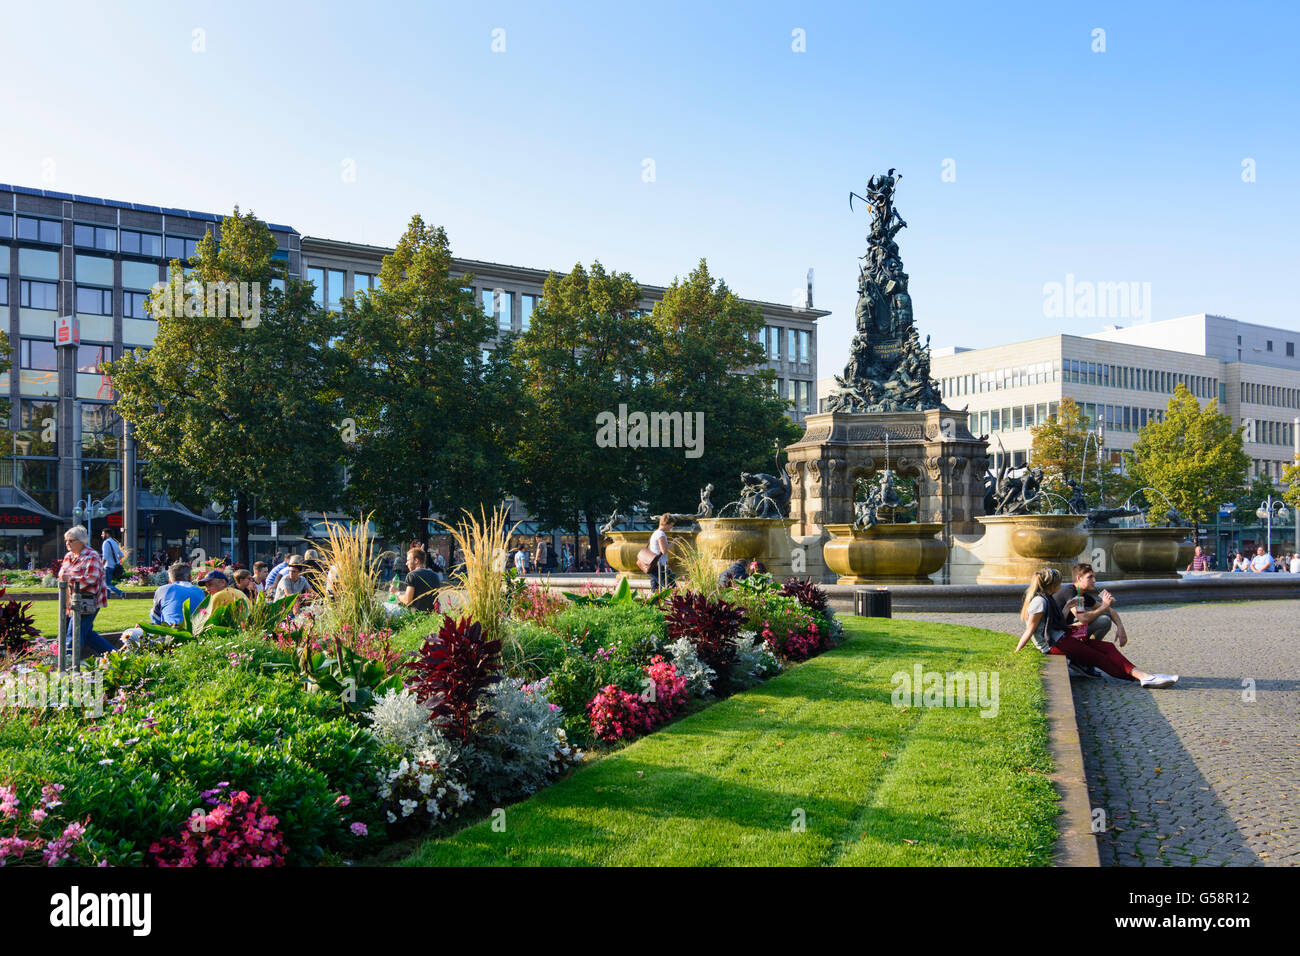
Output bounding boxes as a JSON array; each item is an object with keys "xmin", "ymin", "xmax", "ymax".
[{"xmin": 819, "ymin": 314, "xmax": 1300, "ymax": 481}]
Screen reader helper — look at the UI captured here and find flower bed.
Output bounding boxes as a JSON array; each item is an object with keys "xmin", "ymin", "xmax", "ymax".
[{"xmin": 0, "ymin": 542, "xmax": 840, "ymax": 865}]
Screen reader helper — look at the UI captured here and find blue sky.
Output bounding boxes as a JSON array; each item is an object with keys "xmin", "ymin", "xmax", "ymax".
[{"xmin": 2, "ymin": 0, "xmax": 1296, "ymax": 371}]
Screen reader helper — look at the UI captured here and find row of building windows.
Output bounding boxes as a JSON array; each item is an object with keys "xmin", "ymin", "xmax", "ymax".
[
  {"xmin": 973, "ymin": 401, "xmax": 1168, "ymax": 436},
  {"xmin": 940, "ymin": 361, "xmax": 1222, "ymax": 402},
  {"xmin": 1245, "ymin": 419, "xmax": 1295, "ymax": 447},
  {"xmin": 763, "ymin": 327, "xmax": 811, "ymax": 365},
  {"xmin": 0, "ymin": 215, "xmax": 215, "ymax": 261},
  {"xmin": 17, "ymin": 340, "xmax": 114, "ymax": 374},
  {"xmin": 775, "ymin": 378, "xmax": 814, "ymax": 413},
  {"xmin": 1240, "ymin": 381, "xmax": 1299, "ymax": 410}
]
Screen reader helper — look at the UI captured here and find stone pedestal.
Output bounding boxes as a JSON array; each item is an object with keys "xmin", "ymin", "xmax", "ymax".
[
  {"xmin": 1087, "ymin": 527, "xmax": 1194, "ymax": 580},
  {"xmin": 783, "ymin": 409, "xmax": 989, "ymax": 584},
  {"xmin": 823, "ymin": 522, "xmax": 947, "ymax": 584},
  {"xmin": 603, "ymin": 530, "xmax": 651, "ymax": 581},
  {"xmin": 696, "ymin": 517, "xmax": 795, "ymax": 577},
  {"xmin": 973, "ymin": 514, "xmax": 1088, "ymax": 585}
]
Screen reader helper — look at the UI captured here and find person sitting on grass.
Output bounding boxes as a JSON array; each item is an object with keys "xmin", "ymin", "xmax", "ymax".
[
  {"xmin": 397, "ymin": 548, "xmax": 441, "ymax": 613},
  {"xmin": 273, "ymin": 554, "xmax": 314, "ymax": 606},
  {"xmin": 150, "ymin": 562, "xmax": 205, "ymax": 626},
  {"xmin": 1016, "ymin": 567, "xmax": 1178, "ymax": 688},
  {"xmin": 197, "ymin": 569, "xmax": 251, "ymax": 616}
]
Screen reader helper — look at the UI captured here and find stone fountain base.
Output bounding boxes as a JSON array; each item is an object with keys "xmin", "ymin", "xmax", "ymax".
[
  {"xmin": 696, "ymin": 517, "xmax": 796, "ymax": 579},
  {"xmin": 822, "ymin": 522, "xmax": 946, "ymax": 585},
  {"xmin": 1086, "ymin": 527, "xmax": 1195, "ymax": 580},
  {"xmin": 963, "ymin": 514, "xmax": 1089, "ymax": 586}
]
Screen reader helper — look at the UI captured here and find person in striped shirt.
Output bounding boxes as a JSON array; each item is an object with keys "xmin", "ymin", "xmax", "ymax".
[{"xmin": 58, "ymin": 525, "xmax": 114, "ymax": 658}]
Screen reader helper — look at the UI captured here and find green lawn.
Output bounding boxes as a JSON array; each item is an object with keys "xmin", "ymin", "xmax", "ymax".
[
  {"xmin": 400, "ymin": 617, "xmax": 1058, "ymax": 867},
  {"xmin": 28, "ymin": 597, "xmax": 155, "ymax": 638}
]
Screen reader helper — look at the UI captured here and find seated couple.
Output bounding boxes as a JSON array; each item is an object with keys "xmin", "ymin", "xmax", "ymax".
[{"xmin": 1016, "ymin": 564, "xmax": 1178, "ymax": 689}]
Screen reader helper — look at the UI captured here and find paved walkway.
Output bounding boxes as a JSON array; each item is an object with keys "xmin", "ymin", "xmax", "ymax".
[{"xmin": 897, "ymin": 601, "xmax": 1300, "ymax": 866}]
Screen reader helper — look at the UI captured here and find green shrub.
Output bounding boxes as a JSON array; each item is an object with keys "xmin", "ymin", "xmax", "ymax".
[
  {"xmin": 502, "ymin": 620, "xmax": 569, "ymax": 680},
  {"xmin": 0, "ymin": 633, "xmax": 390, "ymax": 866},
  {"xmin": 553, "ymin": 603, "xmax": 666, "ymax": 664}
]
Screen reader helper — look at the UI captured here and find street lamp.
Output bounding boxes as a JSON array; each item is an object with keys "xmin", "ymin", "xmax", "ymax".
[
  {"xmin": 1255, "ymin": 495, "xmax": 1290, "ymax": 556},
  {"xmin": 73, "ymin": 495, "xmax": 109, "ymax": 542}
]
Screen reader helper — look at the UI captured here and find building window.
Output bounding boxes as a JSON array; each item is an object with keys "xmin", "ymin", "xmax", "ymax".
[
  {"xmin": 123, "ymin": 291, "xmax": 151, "ymax": 318},
  {"xmin": 353, "ymin": 273, "xmax": 373, "ymax": 294},
  {"xmin": 17, "ymin": 216, "xmax": 61, "ymax": 244},
  {"xmin": 19, "ymin": 280, "xmax": 58, "ymax": 310},
  {"xmin": 497, "ymin": 291, "xmax": 513, "ymax": 331},
  {"xmin": 20, "ymin": 339, "xmax": 57, "ymax": 371},
  {"xmin": 328, "ymin": 269, "xmax": 345, "ymax": 310},
  {"xmin": 0, "ymin": 215, "xmax": 11, "ymax": 240},
  {"xmin": 165, "ymin": 235, "xmax": 202, "ymax": 262},
  {"xmin": 73, "ymin": 224, "xmax": 116, "ymax": 252},
  {"xmin": 16, "ymin": 400, "xmax": 59, "ymax": 458},
  {"xmin": 0, "ymin": 276, "xmax": 6, "ymax": 307},
  {"xmin": 76, "ymin": 286, "xmax": 113, "ymax": 315},
  {"xmin": 81, "ymin": 404, "xmax": 120, "ymax": 459},
  {"xmin": 77, "ymin": 343, "xmax": 112, "ymax": 374},
  {"xmin": 787, "ymin": 329, "xmax": 798, "ymax": 363},
  {"xmin": 1287, "ymin": 342, "xmax": 1295, "ymax": 357},
  {"xmin": 1266, "ymin": 340, "xmax": 1273, "ymax": 352},
  {"xmin": 521, "ymin": 294, "xmax": 537, "ymax": 331},
  {"xmin": 120, "ymin": 229, "xmax": 163, "ymax": 257},
  {"xmin": 307, "ymin": 267, "xmax": 326, "ymax": 307}
]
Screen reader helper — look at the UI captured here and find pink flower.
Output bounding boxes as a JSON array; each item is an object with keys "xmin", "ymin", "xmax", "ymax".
[
  {"xmin": 334, "ymin": 794, "xmax": 351, "ymax": 808},
  {"xmin": 350, "ymin": 822, "xmax": 368, "ymax": 837},
  {"xmin": 29, "ymin": 807, "xmax": 48, "ymax": 824}
]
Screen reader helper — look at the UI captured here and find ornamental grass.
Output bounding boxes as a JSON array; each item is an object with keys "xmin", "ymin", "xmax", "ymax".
[
  {"xmin": 311, "ymin": 513, "xmax": 393, "ymax": 638},
  {"xmin": 438, "ymin": 504, "xmax": 517, "ymax": 648}
]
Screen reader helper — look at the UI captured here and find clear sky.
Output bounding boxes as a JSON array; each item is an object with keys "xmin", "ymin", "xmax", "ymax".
[{"xmin": 3, "ymin": 0, "xmax": 1296, "ymax": 372}]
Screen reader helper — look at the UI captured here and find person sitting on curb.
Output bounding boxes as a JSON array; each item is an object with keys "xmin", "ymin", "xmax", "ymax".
[
  {"xmin": 1249, "ymin": 546, "xmax": 1274, "ymax": 573},
  {"xmin": 1017, "ymin": 567, "xmax": 1177, "ymax": 688},
  {"xmin": 1054, "ymin": 563, "xmax": 1127, "ymax": 642}
]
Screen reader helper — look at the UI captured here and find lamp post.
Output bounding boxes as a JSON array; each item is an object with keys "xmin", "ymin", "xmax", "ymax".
[
  {"xmin": 73, "ymin": 495, "xmax": 109, "ymax": 542},
  {"xmin": 1255, "ymin": 496, "xmax": 1290, "ymax": 556}
]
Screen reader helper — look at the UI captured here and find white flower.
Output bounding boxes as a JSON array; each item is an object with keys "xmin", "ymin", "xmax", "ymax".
[
  {"xmin": 386, "ymin": 811, "xmax": 396, "ymax": 823},
  {"xmin": 426, "ymin": 799, "xmax": 436, "ymax": 813},
  {"xmin": 378, "ymin": 785, "xmax": 391, "ymax": 799},
  {"xmin": 418, "ymin": 774, "xmax": 434, "ymax": 793}
]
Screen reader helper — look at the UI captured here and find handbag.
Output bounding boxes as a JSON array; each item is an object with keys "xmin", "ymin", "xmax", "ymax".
[
  {"xmin": 72, "ymin": 590, "xmax": 98, "ymax": 616},
  {"xmin": 636, "ymin": 547, "xmax": 658, "ymax": 574}
]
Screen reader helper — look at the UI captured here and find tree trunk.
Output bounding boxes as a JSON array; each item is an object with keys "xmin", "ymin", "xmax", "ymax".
[
  {"xmin": 586, "ymin": 514, "xmax": 600, "ymax": 569},
  {"xmin": 237, "ymin": 496, "xmax": 251, "ymax": 567}
]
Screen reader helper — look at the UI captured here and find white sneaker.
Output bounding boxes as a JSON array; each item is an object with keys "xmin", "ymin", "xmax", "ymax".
[{"xmin": 1139, "ymin": 674, "xmax": 1177, "ymax": 688}]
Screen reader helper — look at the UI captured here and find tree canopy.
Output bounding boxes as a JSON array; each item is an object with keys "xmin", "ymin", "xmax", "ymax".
[
  {"xmin": 1124, "ymin": 384, "xmax": 1249, "ymax": 531},
  {"xmin": 106, "ymin": 209, "xmax": 347, "ymax": 564}
]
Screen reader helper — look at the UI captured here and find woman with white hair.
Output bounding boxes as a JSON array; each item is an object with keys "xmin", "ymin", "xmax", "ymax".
[{"xmin": 58, "ymin": 525, "xmax": 114, "ymax": 658}]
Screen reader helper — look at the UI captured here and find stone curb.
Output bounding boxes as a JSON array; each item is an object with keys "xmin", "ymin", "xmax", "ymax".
[{"xmin": 1043, "ymin": 654, "xmax": 1100, "ymax": 867}]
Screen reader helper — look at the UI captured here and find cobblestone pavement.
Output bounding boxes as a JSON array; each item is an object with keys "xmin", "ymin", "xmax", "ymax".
[{"xmin": 897, "ymin": 601, "xmax": 1300, "ymax": 866}]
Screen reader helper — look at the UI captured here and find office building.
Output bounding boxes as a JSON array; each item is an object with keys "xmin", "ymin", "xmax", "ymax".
[{"xmin": 0, "ymin": 184, "xmax": 825, "ymax": 564}]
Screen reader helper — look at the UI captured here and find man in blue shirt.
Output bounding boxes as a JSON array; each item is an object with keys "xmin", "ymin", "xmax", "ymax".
[
  {"xmin": 100, "ymin": 529, "xmax": 126, "ymax": 597},
  {"xmin": 150, "ymin": 563, "xmax": 206, "ymax": 626}
]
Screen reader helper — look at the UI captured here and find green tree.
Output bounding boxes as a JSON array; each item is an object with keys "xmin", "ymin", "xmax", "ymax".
[
  {"xmin": 338, "ymin": 216, "xmax": 521, "ymax": 542},
  {"xmin": 1124, "ymin": 384, "xmax": 1249, "ymax": 535},
  {"xmin": 1027, "ymin": 397, "xmax": 1124, "ymax": 508},
  {"xmin": 509, "ymin": 262, "xmax": 651, "ymax": 559},
  {"xmin": 641, "ymin": 260, "xmax": 799, "ymax": 513},
  {"xmin": 1283, "ymin": 456, "xmax": 1300, "ymax": 511},
  {"xmin": 106, "ymin": 209, "xmax": 347, "ymax": 565}
]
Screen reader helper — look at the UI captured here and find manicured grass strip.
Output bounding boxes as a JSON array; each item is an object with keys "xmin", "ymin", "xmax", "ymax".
[
  {"xmin": 29, "ymin": 598, "xmax": 156, "ymax": 639},
  {"xmin": 400, "ymin": 617, "xmax": 1057, "ymax": 866}
]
